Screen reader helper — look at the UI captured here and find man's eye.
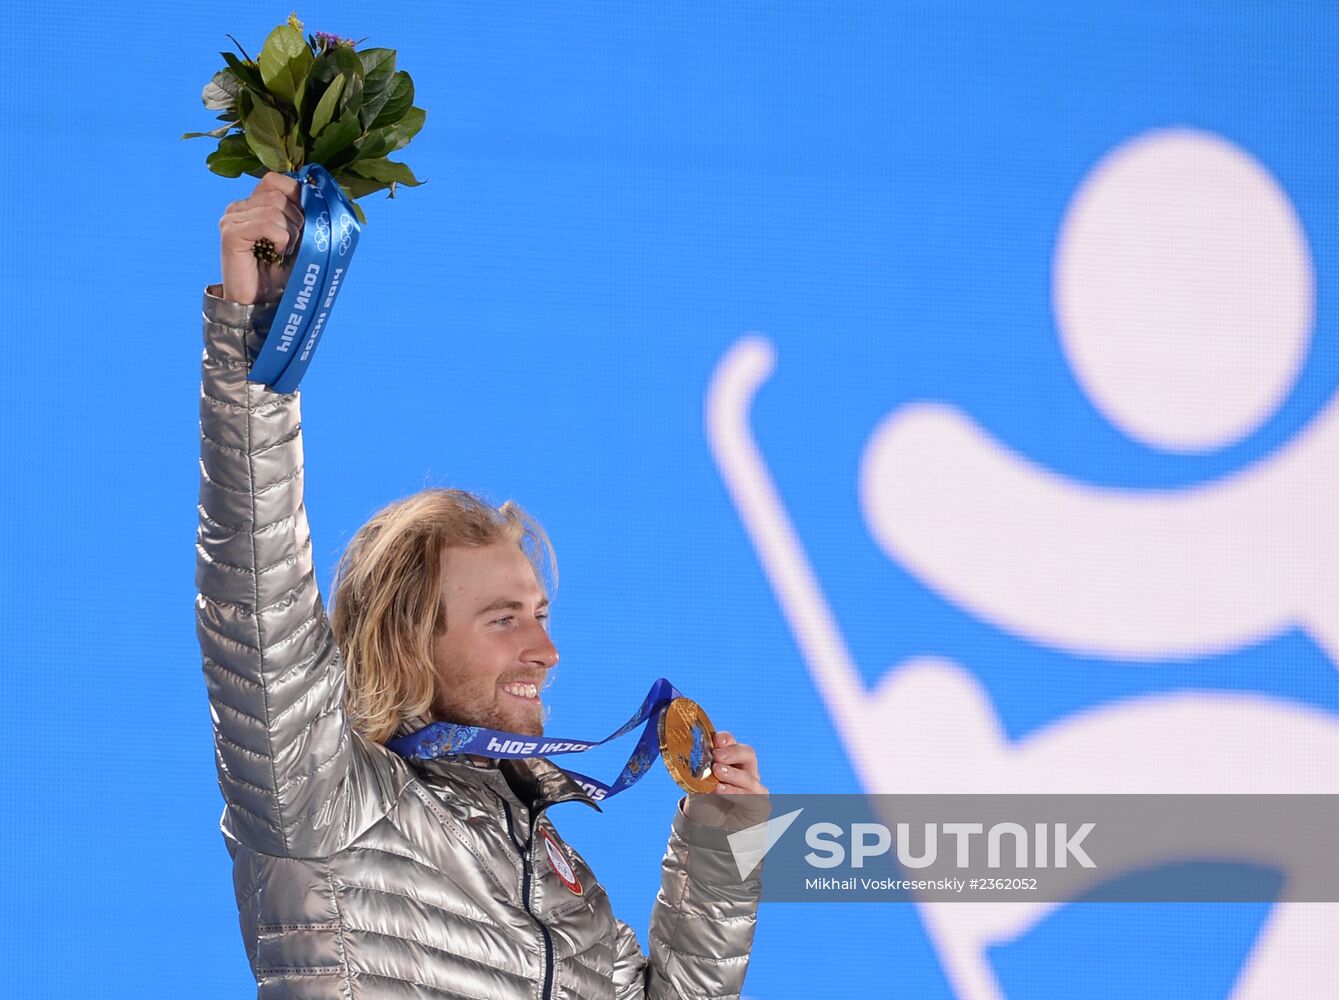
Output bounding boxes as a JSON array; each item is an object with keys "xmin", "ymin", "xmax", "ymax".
[{"xmin": 492, "ymin": 615, "xmax": 515, "ymax": 626}]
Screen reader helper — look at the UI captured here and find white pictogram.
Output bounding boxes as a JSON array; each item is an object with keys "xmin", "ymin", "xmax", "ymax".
[
  {"xmin": 706, "ymin": 128, "xmax": 1339, "ymax": 999},
  {"xmin": 1054, "ymin": 129, "xmax": 1313, "ymax": 452},
  {"xmin": 859, "ymin": 129, "xmax": 1339, "ymax": 664}
]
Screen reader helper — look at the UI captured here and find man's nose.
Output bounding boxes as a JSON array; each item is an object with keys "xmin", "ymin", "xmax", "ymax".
[{"xmin": 524, "ymin": 623, "xmax": 559, "ymax": 669}]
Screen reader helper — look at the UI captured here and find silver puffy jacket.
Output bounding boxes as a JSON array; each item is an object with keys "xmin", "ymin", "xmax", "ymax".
[{"xmin": 195, "ymin": 291, "xmax": 761, "ymax": 999}]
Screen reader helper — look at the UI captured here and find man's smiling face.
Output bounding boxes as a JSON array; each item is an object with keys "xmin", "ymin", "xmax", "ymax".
[{"xmin": 430, "ymin": 541, "xmax": 558, "ymax": 736}]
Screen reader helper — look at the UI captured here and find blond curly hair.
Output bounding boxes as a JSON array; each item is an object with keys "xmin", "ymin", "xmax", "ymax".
[{"xmin": 330, "ymin": 488, "xmax": 555, "ymax": 744}]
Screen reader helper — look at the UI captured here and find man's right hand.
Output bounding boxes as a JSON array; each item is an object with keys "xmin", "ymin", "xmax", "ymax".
[{"xmin": 219, "ymin": 172, "xmax": 305, "ymax": 305}]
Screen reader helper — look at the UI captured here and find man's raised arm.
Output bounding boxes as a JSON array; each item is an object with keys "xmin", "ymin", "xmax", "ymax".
[{"xmin": 195, "ymin": 172, "xmax": 367, "ymax": 859}]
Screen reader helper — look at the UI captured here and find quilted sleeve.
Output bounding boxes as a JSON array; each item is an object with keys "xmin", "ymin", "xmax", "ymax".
[
  {"xmin": 615, "ymin": 802, "xmax": 761, "ymax": 999},
  {"xmin": 611, "ymin": 917, "xmax": 650, "ymax": 1000},
  {"xmin": 194, "ymin": 287, "xmax": 368, "ymax": 858}
]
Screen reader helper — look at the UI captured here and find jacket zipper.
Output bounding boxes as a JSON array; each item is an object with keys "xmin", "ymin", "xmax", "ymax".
[{"xmin": 501, "ymin": 798, "xmax": 556, "ymax": 1000}]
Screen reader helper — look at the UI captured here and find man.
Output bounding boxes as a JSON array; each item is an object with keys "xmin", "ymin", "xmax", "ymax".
[{"xmin": 196, "ymin": 172, "xmax": 765, "ymax": 999}]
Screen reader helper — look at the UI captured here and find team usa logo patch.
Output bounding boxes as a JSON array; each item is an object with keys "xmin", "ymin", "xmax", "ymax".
[{"xmin": 540, "ymin": 828, "xmax": 582, "ymax": 895}]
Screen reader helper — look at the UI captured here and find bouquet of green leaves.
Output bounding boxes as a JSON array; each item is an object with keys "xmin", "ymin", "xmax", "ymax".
[{"xmin": 184, "ymin": 14, "xmax": 424, "ymax": 226}]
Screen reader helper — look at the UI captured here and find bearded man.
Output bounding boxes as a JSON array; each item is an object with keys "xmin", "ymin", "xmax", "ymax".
[{"xmin": 196, "ymin": 172, "xmax": 766, "ymax": 999}]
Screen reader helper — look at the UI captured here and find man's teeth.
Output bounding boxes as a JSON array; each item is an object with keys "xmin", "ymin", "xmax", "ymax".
[{"xmin": 502, "ymin": 682, "xmax": 539, "ymax": 699}]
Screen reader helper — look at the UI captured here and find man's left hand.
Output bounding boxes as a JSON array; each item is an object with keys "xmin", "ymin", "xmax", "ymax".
[
  {"xmin": 709, "ymin": 731, "xmax": 764, "ymax": 794},
  {"xmin": 684, "ymin": 731, "xmax": 768, "ymax": 830}
]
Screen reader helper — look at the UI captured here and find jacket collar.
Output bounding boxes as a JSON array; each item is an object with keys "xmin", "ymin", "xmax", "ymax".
[
  {"xmin": 500, "ymin": 757, "xmax": 603, "ymax": 814},
  {"xmin": 391, "ymin": 714, "xmax": 602, "ymax": 814},
  {"xmin": 405, "ymin": 752, "xmax": 602, "ymax": 815}
]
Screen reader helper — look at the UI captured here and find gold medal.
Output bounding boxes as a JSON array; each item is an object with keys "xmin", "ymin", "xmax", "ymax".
[{"xmin": 658, "ymin": 697, "xmax": 719, "ymax": 794}]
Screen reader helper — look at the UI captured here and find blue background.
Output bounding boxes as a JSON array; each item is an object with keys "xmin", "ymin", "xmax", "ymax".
[{"xmin": 1, "ymin": 2, "xmax": 1337, "ymax": 997}]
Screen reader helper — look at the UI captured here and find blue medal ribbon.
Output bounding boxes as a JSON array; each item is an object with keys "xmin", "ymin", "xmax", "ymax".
[
  {"xmin": 247, "ymin": 164, "xmax": 362, "ymax": 392},
  {"xmin": 386, "ymin": 677, "xmax": 692, "ymax": 802}
]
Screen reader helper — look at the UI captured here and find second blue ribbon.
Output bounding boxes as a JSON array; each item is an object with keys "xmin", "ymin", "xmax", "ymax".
[{"xmin": 248, "ymin": 164, "xmax": 362, "ymax": 392}]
